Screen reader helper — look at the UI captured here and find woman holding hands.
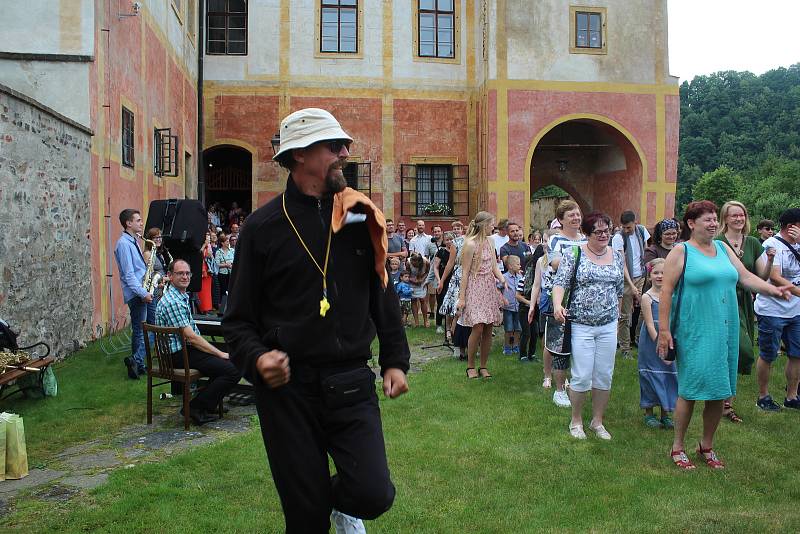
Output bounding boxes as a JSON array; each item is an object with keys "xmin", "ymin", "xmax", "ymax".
[
  {"xmin": 657, "ymin": 201, "xmax": 791, "ymax": 470},
  {"xmin": 715, "ymin": 200, "xmax": 776, "ymax": 422}
]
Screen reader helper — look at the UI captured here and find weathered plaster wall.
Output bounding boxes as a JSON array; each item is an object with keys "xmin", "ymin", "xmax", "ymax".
[
  {"xmin": 0, "ymin": 89, "xmax": 93, "ymax": 357},
  {"xmin": 204, "ymin": 93, "xmax": 469, "ymax": 223},
  {"xmin": 90, "ymin": 0, "xmax": 198, "ymax": 335},
  {"xmin": 504, "ymin": 0, "xmax": 672, "ymax": 84},
  {"xmin": 0, "ymin": 0, "xmax": 95, "ymax": 56},
  {"xmin": 0, "ymin": 0, "xmax": 95, "ymax": 127},
  {"xmin": 0, "ymin": 61, "xmax": 92, "ymax": 127}
]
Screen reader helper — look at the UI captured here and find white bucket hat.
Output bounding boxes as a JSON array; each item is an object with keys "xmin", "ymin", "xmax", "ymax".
[{"xmin": 272, "ymin": 108, "xmax": 352, "ymax": 160}]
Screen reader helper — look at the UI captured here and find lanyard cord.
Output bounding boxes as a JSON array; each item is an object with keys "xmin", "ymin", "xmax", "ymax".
[{"xmin": 282, "ymin": 193, "xmax": 333, "ymax": 316}]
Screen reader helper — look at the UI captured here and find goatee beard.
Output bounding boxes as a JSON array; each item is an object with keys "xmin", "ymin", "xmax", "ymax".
[{"xmin": 325, "ymin": 170, "xmax": 347, "ymax": 194}]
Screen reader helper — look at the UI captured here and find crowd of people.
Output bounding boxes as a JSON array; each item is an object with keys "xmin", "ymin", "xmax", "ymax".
[
  {"xmin": 118, "ymin": 196, "xmax": 800, "ymax": 469},
  {"xmin": 385, "ymin": 199, "xmax": 799, "ymax": 470}
]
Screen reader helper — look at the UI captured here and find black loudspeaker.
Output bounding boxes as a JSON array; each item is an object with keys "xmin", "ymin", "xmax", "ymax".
[
  {"xmin": 146, "ymin": 199, "xmax": 208, "ymax": 293},
  {"xmin": 145, "ymin": 199, "xmax": 207, "ymax": 250}
]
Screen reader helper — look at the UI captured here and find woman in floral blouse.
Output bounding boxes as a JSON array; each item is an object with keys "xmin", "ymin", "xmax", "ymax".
[{"xmin": 553, "ymin": 212, "xmax": 624, "ymax": 441}]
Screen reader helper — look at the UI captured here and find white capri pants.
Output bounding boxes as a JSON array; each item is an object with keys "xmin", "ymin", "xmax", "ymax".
[{"xmin": 569, "ymin": 321, "xmax": 617, "ymax": 392}]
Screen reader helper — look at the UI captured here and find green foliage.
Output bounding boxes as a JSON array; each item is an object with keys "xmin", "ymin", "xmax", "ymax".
[
  {"xmin": 691, "ymin": 166, "xmax": 742, "ymax": 210},
  {"xmin": 678, "ymin": 65, "xmax": 800, "ymax": 216},
  {"xmin": 531, "ymin": 184, "xmax": 569, "ymax": 200},
  {"xmin": 739, "ymin": 157, "xmax": 800, "ymax": 224}
]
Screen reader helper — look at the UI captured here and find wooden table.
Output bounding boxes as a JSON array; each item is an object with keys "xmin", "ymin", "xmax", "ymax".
[{"xmin": 0, "ymin": 356, "xmax": 55, "ymax": 400}]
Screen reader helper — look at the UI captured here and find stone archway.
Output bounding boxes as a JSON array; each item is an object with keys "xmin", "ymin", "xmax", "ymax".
[
  {"xmin": 529, "ymin": 117, "xmax": 644, "ymax": 221},
  {"xmin": 203, "ymin": 145, "xmax": 253, "ymax": 215}
]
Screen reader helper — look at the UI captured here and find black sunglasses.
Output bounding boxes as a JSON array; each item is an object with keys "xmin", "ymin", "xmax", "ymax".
[{"xmin": 326, "ymin": 139, "xmax": 352, "ymax": 154}]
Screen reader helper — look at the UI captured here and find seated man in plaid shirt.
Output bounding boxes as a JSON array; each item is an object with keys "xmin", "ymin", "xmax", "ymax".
[{"xmin": 156, "ymin": 259, "xmax": 241, "ymax": 425}]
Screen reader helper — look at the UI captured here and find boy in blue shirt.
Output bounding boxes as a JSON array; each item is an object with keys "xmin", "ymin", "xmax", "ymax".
[
  {"xmin": 501, "ymin": 255, "xmax": 523, "ymax": 354},
  {"xmin": 395, "ymin": 271, "xmax": 414, "ymax": 327}
]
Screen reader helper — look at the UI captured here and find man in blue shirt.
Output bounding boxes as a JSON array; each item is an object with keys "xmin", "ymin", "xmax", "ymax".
[
  {"xmin": 157, "ymin": 259, "xmax": 241, "ymax": 425},
  {"xmin": 114, "ymin": 209, "xmax": 152, "ymax": 379}
]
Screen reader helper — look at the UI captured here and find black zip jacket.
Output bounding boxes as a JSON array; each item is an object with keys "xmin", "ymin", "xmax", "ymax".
[{"xmin": 223, "ymin": 177, "xmax": 410, "ymax": 384}]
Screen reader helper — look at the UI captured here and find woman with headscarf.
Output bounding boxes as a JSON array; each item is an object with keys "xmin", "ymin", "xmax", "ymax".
[{"xmin": 644, "ymin": 218, "xmax": 680, "ymax": 264}]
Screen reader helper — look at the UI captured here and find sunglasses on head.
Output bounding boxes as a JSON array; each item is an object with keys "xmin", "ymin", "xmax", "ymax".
[{"xmin": 325, "ymin": 139, "xmax": 351, "ymax": 154}]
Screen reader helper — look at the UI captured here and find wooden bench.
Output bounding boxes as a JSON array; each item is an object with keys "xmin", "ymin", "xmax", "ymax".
[{"xmin": 0, "ymin": 356, "xmax": 55, "ymax": 400}]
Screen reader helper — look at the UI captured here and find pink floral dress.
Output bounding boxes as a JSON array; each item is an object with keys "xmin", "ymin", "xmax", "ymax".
[{"xmin": 461, "ymin": 239, "xmax": 503, "ymax": 327}]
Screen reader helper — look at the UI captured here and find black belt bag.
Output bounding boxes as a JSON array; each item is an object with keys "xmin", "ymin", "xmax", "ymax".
[{"xmin": 321, "ymin": 367, "xmax": 375, "ymax": 409}]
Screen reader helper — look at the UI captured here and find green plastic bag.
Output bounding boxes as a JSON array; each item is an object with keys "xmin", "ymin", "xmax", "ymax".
[
  {"xmin": 42, "ymin": 366, "xmax": 57, "ymax": 397},
  {"xmin": 0, "ymin": 412, "xmax": 28, "ymax": 480}
]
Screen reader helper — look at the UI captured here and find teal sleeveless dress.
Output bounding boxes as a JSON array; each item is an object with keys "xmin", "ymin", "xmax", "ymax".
[{"xmin": 671, "ymin": 242, "xmax": 740, "ymax": 400}]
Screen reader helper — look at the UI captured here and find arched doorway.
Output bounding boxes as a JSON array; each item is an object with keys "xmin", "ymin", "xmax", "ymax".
[
  {"xmin": 203, "ymin": 145, "xmax": 253, "ymax": 221},
  {"xmin": 530, "ymin": 118, "xmax": 643, "ymax": 221}
]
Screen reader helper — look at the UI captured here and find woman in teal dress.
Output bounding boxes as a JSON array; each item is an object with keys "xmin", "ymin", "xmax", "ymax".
[{"xmin": 657, "ymin": 201, "xmax": 790, "ymax": 470}]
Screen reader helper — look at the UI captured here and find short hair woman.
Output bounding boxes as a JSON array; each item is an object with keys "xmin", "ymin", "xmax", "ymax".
[{"xmin": 658, "ymin": 201, "xmax": 790, "ymax": 469}]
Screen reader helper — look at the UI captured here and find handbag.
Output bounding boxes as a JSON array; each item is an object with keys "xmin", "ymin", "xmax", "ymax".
[
  {"xmin": 666, "ymin": 244, "xmax": 688, "ymax": 361},
  {"xmin": 543, "ymin": 246, "xmax": 581, "ymax": 356}
]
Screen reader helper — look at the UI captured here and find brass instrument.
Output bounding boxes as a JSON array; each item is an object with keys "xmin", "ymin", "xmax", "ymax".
[
  {"xmin": 141, "ymin": 237, "xmax": 162, "ymax": 294},
  {"xmin": 0, "ymin": 349, "xmax": 38, "ymax": 374}
]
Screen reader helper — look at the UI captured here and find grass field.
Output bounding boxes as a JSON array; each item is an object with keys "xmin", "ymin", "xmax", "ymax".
[{"xmin": 5, "ymin": 328, "xmax": 800, "ymax": 532}]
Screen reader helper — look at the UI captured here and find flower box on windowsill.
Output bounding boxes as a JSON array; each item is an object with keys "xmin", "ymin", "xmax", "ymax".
[{"xmin": 421, "ymin": 203, "xmax": 452, "ymax": 216}]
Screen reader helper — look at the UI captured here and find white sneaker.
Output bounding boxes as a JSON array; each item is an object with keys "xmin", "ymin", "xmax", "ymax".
[
  {"xmin": 553, "ymin": 390, "xmax": 571, "ymax": 407},
  {"xmin": 569, "ymin": 422, "xmax": 587, "ymax": 440},
  {"xmin": 453, "ymin": 346, "xmax": 461, "ymax": 359},
  {"xmin": 331, "ymin": 509, "xmax": 367, "ymax": 534},
  {"xmin": 589, "ymin": 423, "xmax": 612, "ymax": 440},
  {"xmin": 436, "ymin": 326, "xmax": 444, "ymax": 334}
]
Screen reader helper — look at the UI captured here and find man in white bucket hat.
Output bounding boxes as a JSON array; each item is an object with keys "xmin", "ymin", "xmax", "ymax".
[{"xmin": 224, "ymin": 108, "xmax": 410, "ymax": 533}]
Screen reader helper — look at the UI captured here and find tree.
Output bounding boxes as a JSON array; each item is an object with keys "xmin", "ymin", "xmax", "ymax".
[{"xmin": 691, "ymin": 166, "xmax": 742, "ymax": 209}]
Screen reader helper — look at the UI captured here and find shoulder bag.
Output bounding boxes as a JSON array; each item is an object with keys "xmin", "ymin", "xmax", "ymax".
[
  {"xmin": 666, "ymin": 243, "xmax": 688, "ymax": 361},
  {"xmin": 773, "ymin": 235, "xmax": 800, "ymax": 264},
  {"xmin": 544, "ymin": 245, "xmax": 581, "ymax": 356}
]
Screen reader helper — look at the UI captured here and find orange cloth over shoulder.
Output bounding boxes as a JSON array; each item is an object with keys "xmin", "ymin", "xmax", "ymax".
[{"xmin": 332, "ymin": 187, "xmax": 389, "ymax": 288}]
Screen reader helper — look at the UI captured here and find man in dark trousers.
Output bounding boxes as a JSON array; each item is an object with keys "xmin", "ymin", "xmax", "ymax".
[
  {"xmin": 114, "ymin": 209, "xmax": 152, "ymax": 379},
  {"xmin": 223, "ymin": 108, "xmax": 410, "ymax": 534}
]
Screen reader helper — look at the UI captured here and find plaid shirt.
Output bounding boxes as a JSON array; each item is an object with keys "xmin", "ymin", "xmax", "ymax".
[{"xmin": 155, "ymin": 284, "xmax": 200, "ymax": 353}]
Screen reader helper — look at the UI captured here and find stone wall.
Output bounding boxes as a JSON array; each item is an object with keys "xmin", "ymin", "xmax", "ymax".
[{"xmin": 0, "ymin": 86, "xmax": 93, "ymax": 358}]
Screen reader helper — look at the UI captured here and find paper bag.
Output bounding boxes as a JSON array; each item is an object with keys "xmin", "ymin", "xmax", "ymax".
[{"xmin": 0, "ymin": 412, "xmax": 28, "ymax": 480}]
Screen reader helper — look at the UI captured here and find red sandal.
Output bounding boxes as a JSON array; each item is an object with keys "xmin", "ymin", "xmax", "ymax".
[
  {"xmin": 670, "ymin": 449, "xmax": 696, "ymax": 470},
  {"xmin": 696, "ymin": 443, "xmax": 725, "ymax": 469},
  {"xmin": 723, "ymin": 402, "xmax": 743, "ymax": 423}
]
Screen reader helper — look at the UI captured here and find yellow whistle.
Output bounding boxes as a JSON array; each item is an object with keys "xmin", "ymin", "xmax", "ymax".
[{"xmin": 319, "ymin": 297, "xmax": 330, "ymax": 317}]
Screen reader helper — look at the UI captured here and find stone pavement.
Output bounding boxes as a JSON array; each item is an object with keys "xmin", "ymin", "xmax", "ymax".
[{"xmin": 0, "ymin": 402, "xmax": 258, "ymax": 518}]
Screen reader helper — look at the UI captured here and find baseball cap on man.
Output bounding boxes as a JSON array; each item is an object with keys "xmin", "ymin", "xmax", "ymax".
[{"xmin": 272, "ymin": 108, "xmax": 352, "ymax": 160}]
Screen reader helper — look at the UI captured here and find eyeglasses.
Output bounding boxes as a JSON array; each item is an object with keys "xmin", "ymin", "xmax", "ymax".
[
  {"xmin": 592, "ymin": 229, "xmax": 611, "ymax": 236},
  {"xmin": 172, "ymin": 271, "xmax": 192, "ymax": 278},
  {"xmin": 326, "ymin": 140, "xmax": 352, "ymax": 154}
]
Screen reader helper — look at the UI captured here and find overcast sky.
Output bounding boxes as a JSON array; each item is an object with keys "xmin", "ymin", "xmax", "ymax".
[{"xmin": 668, "ymin": 0, "xmax": 800, "ymax": 82}]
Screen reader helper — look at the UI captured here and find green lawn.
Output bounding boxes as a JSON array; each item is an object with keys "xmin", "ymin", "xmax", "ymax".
[
  {"xmin": 1, "ymin": 331, "xmax": 149, "ymax": 462},
  {"xmin": 5, "ymin": 328, "xmax": 800, "ymax": 532}
]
